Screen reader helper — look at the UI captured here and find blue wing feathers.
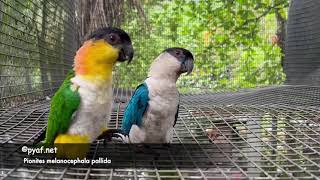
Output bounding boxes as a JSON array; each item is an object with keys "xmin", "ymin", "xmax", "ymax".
[{"xmin": 121, "ymin": 83, "xmax": 149, "ymax": 135}]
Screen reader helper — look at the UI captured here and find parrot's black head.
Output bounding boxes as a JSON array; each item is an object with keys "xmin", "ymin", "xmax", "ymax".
[
  {"xmin": 164, "ymin": 47, "xmax": 194, "ymax": 75},
  {"xmin": 87, "ymin": 27, "xmax": 134, "ymax": 63}
]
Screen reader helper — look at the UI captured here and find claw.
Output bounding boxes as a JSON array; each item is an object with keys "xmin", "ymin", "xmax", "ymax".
[{"xmin": 97, "ymin": 129, "xmax": 127, "ymax": 143}]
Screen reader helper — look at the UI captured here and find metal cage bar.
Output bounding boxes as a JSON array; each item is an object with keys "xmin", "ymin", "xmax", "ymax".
[{"xmin": 1, "ymin": 86, "xmax": 320, "ymax": 179}]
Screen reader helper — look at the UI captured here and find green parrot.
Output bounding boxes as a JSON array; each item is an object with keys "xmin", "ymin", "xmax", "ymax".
[{"xmin": 36, "ymin": 27, "xmax": 134, "ymax": 159}]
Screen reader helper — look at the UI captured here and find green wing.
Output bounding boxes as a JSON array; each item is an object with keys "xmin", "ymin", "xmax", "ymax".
[{"xmin": 42, "ymin": 70, "xmax": 81, "ymax": 146}]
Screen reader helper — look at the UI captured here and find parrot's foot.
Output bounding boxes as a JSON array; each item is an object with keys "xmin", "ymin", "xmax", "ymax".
[
  {"xmin": 54, "ymin": 134, "xmax": 90, "ymax": 159},
  {"xmin": 110, "ymin": 133, "xmax": 127, "ymax": 143},
  {"xmin": 205, "ymin": 128, "xmax": 220, "ymax": 141},
  {"xmin": 97, "ymin": 129, "xmax": 127, "ymax": 143}
]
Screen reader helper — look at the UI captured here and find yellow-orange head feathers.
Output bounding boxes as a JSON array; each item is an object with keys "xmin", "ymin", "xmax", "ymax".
[{"xmin": 73, "ymin": 27, "xmax": 133, "ymax": 81}]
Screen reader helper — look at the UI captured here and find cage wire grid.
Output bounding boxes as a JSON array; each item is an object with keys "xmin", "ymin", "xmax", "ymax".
[
  {"xmin": 0, "ymin": 86, "xmax": 320, "ymax": 179},
  {"xmin": 1, "ymin": 0, "xmax": 320, "ymax": 179}
]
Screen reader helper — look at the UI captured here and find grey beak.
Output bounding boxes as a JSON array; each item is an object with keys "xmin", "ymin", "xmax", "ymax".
[
  {"xmin": 125, "ymin": 45, "xmax": 134, "ymax": 64},
  {"xmin": 182, "ymin": 58, "xmax": 194, "ymax": 75},
  {"xmin": 117, "ymin": 44, "xmax": 134, "ymax": 63}
]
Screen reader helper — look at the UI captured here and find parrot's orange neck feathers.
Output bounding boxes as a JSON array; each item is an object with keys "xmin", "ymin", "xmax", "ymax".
[
  {"xmin": 73, "ymin": 40, "xmax": 119, "ymax": 82},
  {"xmin": 74, "ymin": 41, "xmax": 91, "ymax": 75}
]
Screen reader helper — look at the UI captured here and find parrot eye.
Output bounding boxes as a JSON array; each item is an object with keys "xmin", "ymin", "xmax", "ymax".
[
  {"xmin": 107, "ymin": 33, "xmax": 120, "ymax": 44},
  {"xmin": 174, "ymin": 50, "xmax": 183, "ymax": 58}
]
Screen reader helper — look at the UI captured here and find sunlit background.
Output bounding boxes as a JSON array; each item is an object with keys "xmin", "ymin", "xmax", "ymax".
[{"xmin": 0, "ymin": 0, "xmax": 289, "ymax": 104}]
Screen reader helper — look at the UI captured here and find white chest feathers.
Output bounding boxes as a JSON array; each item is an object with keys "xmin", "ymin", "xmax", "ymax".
[
  {"xmin": 129, "ymin": 77, "xmax": 179, "ymax": 143},
  {"xmin": 67, "ymin": 76, "xmax": 113, "ymax": 142}
]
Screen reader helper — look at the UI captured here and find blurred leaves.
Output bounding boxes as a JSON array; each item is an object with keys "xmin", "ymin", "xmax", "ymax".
[{"xmin": 114, "ymin": 0, "xmax": 288, "ymax": 92}]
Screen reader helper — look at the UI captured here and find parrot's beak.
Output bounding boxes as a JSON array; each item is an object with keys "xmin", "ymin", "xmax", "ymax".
[
  {"xmin": 117, "ymin": 44, "xmax": 134, "ymax": 63},
  {"xmin": 181, "ymin": 58, "xmax": 194, "ymax": 75}
]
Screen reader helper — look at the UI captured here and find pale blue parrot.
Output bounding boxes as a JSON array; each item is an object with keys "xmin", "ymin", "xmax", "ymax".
[{"xmin": 99, "ymin": 47, "xmax": 194, "ymax": 143}]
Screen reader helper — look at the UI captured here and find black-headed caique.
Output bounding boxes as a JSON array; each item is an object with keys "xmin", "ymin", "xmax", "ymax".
[
  {"xmin": 37, "ymin": 27, "xmax": 133, "ymax": 158},
  {"xmin": 99, "ymin": 47, "xmax": 194, "ymax": 143}
]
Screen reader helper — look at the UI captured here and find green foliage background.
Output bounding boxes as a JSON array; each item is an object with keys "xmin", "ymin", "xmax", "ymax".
[
  {"xmin": 0, "ymin": 0, "xmax": 289, "ymax": 107},
  {"xmin": 114, "ymin": 0, "xmax": 288, "ymax": 93}
]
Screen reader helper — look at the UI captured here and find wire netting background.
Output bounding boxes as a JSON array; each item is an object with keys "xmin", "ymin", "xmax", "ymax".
[
  {"xmin": 0, "ymin": 0, "xmax": 78, "ymax": 108},
  {"xmin": 1, "ymin": 85, "xmax": 320, "ymax": 179},
  {"xmin": 114, "ymin": 1, "xmax": 286, "ymax": 92},
  {"xmin": 284, "ymin": 0, "xmax": 320, "ymax": 85},
  {"xmin": 0, "ymin": 0, "xmax": 286, "ymax": 107}
]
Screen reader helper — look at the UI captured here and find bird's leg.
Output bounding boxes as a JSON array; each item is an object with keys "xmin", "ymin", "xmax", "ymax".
[{"xmin": 97, "ymin": 129, "xmax": 126, "ymax": 143}]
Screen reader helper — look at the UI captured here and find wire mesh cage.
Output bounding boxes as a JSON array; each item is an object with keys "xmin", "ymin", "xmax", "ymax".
[
  {"xmin": 1, "ymin": 0, "xmax": 320, "ymax": 179},
  {"xmin": 0, "ymin": 0, "xmax": 78, "ymax": 108}
]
